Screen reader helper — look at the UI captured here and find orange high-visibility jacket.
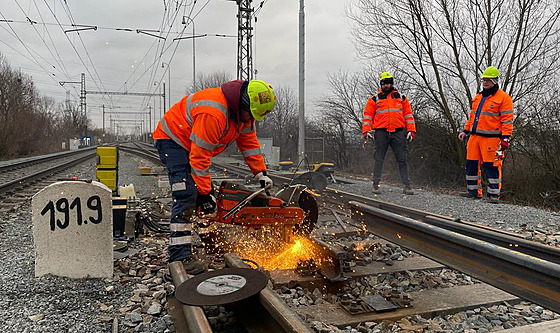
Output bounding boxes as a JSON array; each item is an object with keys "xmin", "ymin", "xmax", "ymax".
[
  {"xmin": 362, "ymin": 89, "xmax": 416, "ymax": 133},
  {"xmin": 153, "ymin": 87, "xmax": 265, "ymax": 195},
  {"xmin": 464, "ymin": 89, "xmax": 514, "ymax": 137}
]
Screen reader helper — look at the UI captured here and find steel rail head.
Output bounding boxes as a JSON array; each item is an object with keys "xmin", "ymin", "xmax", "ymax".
[
  {"xmin": 423, "ymin": 215, "xmax": 560, "ymax": 265},
  {"xmin": 308, "ymin": 237, "xmax": 347, "ymax": 281},
  {"xmin": 350, "ymin": 200, "xmax": 560, "ymax": 313},
  {"xmin": 168, "ymin": 262, "xmax": 213, "ymax": 333}
]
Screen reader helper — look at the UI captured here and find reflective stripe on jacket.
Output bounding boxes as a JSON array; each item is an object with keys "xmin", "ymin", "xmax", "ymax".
[
  {"xmin": 153, "ymin": 87, "xmax": 265, "ymax": 194},
  {"xmin": 464, "ymin": 89, "xmax": 514, "ymax": 137},
  {"xmin": 362, "ymin": 89, "xmax": 416, "ymax": 133}
]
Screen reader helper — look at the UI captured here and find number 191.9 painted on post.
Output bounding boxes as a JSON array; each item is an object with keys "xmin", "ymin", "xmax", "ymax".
[{"xmin": 40, "ymin": 195, "xmax": 103, "ymax": 231}]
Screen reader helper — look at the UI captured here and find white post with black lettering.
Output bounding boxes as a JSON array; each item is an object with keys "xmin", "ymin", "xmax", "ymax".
[{"xmin": 32, "ymin": 181, "xmax": 113, "ymax": 278}]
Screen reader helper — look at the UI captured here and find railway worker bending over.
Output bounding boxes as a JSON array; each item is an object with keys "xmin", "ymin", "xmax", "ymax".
[
  {"xmin": 152, "ymin": 80, "xmax": 276, "ymax": 274},
  {"xmin": 458, "ymin": 66, "xmax": 514, "ymax": 203}
]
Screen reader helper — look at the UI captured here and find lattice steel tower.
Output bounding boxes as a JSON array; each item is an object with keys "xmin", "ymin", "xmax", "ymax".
[
  {"xmin": 236, "ymin": 0, "xmax": 254, "ymax": 81},
  {"xmin": 80, "ymin": 73, "xmax": 86, "ymax": 126}
]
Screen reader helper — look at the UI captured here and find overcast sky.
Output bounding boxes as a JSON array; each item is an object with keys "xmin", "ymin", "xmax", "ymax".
[{"xmin": 0, "ymin": 0, "xmax": 359, "ymax": 134}]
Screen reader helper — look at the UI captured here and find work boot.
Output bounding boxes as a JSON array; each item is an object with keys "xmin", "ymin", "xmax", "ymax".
[
  {"xmin": 403, "ymin": 185, "xmax": 414, "ymax": 195},
  {"xmin": 373, "ymin": 183, "xmax": 381, "ymax": 194},
  {"xmin": 459, "ymin": 192, "xmax": 482, "ymax": 199},
  {"xmin": 182, "ymin": 257, "xmax": 208, "ymax": 275},
  {"xmin": 485, "ymin": 196, "xmax": 499, "ymax": 204}
]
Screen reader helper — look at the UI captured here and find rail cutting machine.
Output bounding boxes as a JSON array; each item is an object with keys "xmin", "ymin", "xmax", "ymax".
[{"xmin": 203, "ymin": 181, "xmax": 318, "ymax": 241}]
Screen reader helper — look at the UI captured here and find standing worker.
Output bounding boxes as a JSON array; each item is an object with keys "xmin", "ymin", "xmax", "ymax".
[
  {"xmin": 458, "ymin": 66, "xmax": 514, "ymax": 203},
  {"xmin": 362, "ymin": 72, "xmax": 416, "ymax": 195},
  {"xmin": 153, "ymin": 80, "xmax": 275, "ymax": 274}
]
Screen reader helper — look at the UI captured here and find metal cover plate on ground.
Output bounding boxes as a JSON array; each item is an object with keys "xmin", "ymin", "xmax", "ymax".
[
  {"xmin": 176, "ymin": 268, "xmax": 268, "ymax": 306},
  {"xmin": 361, "ymin": 294, "xmax": 398, "ymax": 312}
]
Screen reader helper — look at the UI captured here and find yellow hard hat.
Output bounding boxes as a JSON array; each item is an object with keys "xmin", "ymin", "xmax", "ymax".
[
  {"xmin": 247, "ymin": 80, "xmax": 276, "ymax": 121},
  {"xmin": 379, "ymin": 72, "xmax": 393, "ymax": 81},
  {"xmin": 481, "ymin": 66, "xmax": 500, "ymax": 78}
]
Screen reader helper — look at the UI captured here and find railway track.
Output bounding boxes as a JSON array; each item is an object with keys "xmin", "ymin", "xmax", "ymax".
[
  {"xmin": 123, "ymin": 141, "xmax": 560, "ymax": 332},
  {"xmin": 0, "ymin": 148, "xmax": 97, "ymax": 216}
]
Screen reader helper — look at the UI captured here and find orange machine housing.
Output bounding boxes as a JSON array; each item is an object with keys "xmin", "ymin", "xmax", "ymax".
[{"xmin": 214, "ymin": 182, "xmax": 305, "ymax": 228}]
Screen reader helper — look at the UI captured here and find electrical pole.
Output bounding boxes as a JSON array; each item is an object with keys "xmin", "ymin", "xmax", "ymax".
[
  {"xmin": 237, "ymin": 0, "xmax": 254, "ymax": 81},
  {"xmin": 163, "ymin": 82, "xmax": 166, "ymax": 113},
  {"xmin": 182, "ymin": 16, "xmax": 197, "ymax": 90},
  {"xmin": 148, "ymin": 105, "xmax": 152, "ymax": 142},
  {"xmin": 168, "ymin": 67, "xmax": 171, "ymax": 108},
  {"xmin": 81, "ymin": 73, "xmax": 87, "ymax": 139},
  {"xmin": 102, "ymin": 104, "xmax": 105, "ymax": 134},
  {"xmin": 59, "ymin": 74, "xmax": 86, "ymax": 143},
  {"xmin": 298, "ymin": 0, "xmax": 306, "ymax": 165},
  {"xmin": 162, "ymin": 62, "xmax": 172, "ymax": 108}
]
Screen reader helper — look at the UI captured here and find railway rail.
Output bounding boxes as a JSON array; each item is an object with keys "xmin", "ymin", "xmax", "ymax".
[
  {"xmin": 0, "ymin": 147, "xmax": 97, "ymax": 217},
  {"xmin": 0, "ymin": 147, "xmax": 95, "ymax": 173},
  {"xmin": 121, "ymin": 142, "xmax": 560, "ymax": 331}
]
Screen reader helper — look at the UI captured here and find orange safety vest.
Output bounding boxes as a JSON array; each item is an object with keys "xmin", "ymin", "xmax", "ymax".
[
  {"xmin": 153, "ymin": 87, "xmax": 265, "ymax": 195},
  {"xmin": 464, "ymin": 89, "xmax": 514, "ymax": 137},
  {"xmin": 362, "ymin": 89, "xmax": 416, "ymax": 133}
]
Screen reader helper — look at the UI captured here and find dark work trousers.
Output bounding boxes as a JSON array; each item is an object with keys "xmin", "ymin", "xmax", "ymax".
[
  {"xmin": 465, "ymin": 160, "xmax": 501, "ymax": 199},
  {"xmin": 155, "ymin": 139, "xmax": 198, "ymax": 262},
  {"xmin": 372, "ymin": 129, "xmax": 410, "ymax": 186}
]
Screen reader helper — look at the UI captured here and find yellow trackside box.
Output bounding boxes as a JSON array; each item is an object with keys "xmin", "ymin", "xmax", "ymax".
[
  {"xmin": 97, "ymin": 146, "xmax": 118, "ymax": 169},
  {"xmin": 96, "ymin": 146, "xmax": 118, "ymax": 191},
  {"xmin": 96, "ymin": 169, "xmax": 118, "ymax": 191}
]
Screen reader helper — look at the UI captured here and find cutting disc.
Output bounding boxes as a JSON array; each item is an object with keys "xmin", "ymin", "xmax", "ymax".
[{"xmin": 175, "ymin": 268, "xmax": 268, "ymax": 306}]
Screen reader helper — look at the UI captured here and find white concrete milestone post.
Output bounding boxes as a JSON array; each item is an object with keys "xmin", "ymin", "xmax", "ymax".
[{"xmin": 32, "ymin": 181, "xmax": 113, "ymax": 278}]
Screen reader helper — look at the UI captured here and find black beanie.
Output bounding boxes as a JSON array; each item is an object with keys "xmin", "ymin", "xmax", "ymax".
[{"xmin": 240, "ymin": 81, "xmax": 250, "ymax": 112}]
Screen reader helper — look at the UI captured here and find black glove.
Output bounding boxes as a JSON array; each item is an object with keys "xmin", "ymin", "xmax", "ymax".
[{"xmin": 196, "ymin": 191, "xmax": 217, "ymax": 218}]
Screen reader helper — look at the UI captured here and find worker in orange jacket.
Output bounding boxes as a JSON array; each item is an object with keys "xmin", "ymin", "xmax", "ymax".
[
  {"xmin": 458, "ymin": 66, "xmax": 514, "ymax": 203},
  {"xmin": 153, "ymin": 80, "xmax": 275, "ymax": 274},
  {"xmin": 362, "ymin": 72, "xmax": 416, "ymax": 195}
]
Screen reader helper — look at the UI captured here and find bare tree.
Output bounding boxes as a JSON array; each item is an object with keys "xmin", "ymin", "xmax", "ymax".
[
  {"xmin": 0, "ymin": 54, "xmax": 36, "ymax": 157},
  {"xmin": 192, "ymin": 71, "xmax": 234, "ymax": 91},
  {"xmin": 258, "ymin": 86, "xmax": 299, "ymax": 160},
  {"xmin": 57, "ymin": 99, "xmax": 89, "ymax": 138},
  {"xmin": 314, "ymin": 70, "xmax": 373, "ymax": 166},
  {"xmin": 318, "ymin": 70, "xmax": 368, "ymax": 133}
]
